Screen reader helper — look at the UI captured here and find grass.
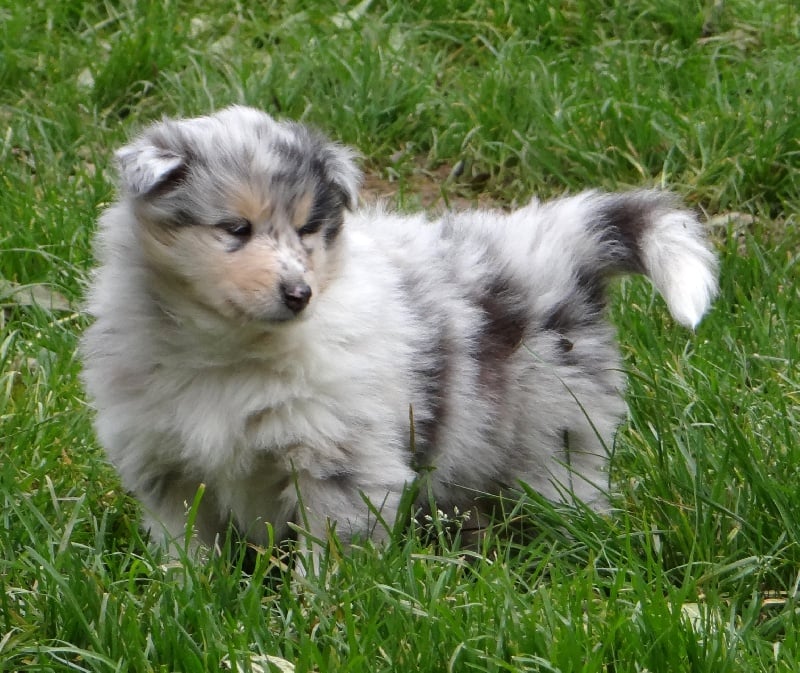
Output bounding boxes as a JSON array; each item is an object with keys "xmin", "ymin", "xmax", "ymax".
[{"xmin": 1, "ymin": 0, "xmax": 799, "ymax": 670}]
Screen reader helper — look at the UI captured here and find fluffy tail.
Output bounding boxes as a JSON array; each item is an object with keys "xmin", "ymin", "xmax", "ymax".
[{"xmin": 540, "ymin": 190, "xmax": 718, "ymax": 328}]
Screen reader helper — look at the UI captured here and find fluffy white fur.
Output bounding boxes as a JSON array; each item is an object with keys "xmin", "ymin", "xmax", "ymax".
[{"xmin": 81, "ymin": 106, "xmax": 718, "ymax": 552}]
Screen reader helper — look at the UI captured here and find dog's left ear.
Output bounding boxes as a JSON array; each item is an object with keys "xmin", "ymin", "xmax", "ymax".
[
  {"xmin": 115, "ymin": 138, "xmax": 186, "ymax": 198},
  {"xmin": 321, "ymin": 143, "xmax": 362, "ymax": 211}
]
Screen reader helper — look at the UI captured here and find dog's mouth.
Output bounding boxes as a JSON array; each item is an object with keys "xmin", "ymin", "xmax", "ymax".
[
  {"xmin": 264, "ymin": 307, "xmax": 312, "ymax": 325},
  {"xmin": 234, "ymin": 296, "xmax": 315, "ymax": 327}
]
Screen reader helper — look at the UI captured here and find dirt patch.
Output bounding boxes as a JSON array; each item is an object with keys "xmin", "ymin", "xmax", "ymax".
[{"xmin": 359, "ymin": 163, "xmax": 503, "ymax": 213}]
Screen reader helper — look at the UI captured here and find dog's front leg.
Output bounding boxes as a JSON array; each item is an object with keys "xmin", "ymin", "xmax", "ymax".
[
  {"xmin": 294, "ymin": 470, "xmax": 408, "ymax": 556},
  {"xmin": 139, "ymin": 473, "xmax": 227, "ymax": 557}
]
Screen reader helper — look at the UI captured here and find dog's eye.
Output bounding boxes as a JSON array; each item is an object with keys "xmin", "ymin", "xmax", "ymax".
[
  {"xmin": 216, "ymin": 218, "xmax": 253, "ymax": 239},
  {"xmin": 297, "ymin": 219, "xmax": 324, "ymax": 237}
]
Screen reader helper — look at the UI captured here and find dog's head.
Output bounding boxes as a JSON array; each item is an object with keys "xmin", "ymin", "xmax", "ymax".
[{"xmin": 113, "ymin": 105, "xmax": 361, "ymax": 324}]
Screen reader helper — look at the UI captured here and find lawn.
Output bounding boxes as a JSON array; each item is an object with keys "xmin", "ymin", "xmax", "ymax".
[{"xmin": 1, "ymin": 0, "xmax": 799, "ymax": 671}]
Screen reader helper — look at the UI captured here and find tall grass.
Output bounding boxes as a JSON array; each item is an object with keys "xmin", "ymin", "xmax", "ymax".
[{"xmin": 1, "ymin": 0, "xmax": 798, "ymax": 670}]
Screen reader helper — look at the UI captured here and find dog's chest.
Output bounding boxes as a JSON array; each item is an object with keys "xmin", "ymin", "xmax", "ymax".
[{"xmin": 152, "ymin": 356, "xmax": 354, "ymax": 478}]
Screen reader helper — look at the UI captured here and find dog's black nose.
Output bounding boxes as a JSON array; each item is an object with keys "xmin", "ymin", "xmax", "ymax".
[{"xmin": 281, "ymin": 282, "xmax": 312, "ymax": 313}]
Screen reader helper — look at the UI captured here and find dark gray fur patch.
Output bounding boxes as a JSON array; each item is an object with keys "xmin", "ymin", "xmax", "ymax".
[
  {"xmin": 411, "ymin": 341, "xmax": 449, "ymax": 467},
  {"xmin": 146, "ymin": 161, "xmax": 190, "ymax": 198},
  {"xmin": 315, "ymin": 183, "xmax": 347, "ymax": 246},
  {"xmin": 142, "ymin": 468, "xmax": 184, "ymax": 505},
  {"xmin": 594, "ymin": 194, "xmax": 654, "ymax": 275},
  {"xmin": 561, "ymin": 428, "xmax": 572, "ymax": 471},
  {"xmin": 474, "ymin": 275, "xmax": 529, "ymax": 393},
  {"xmin": 146, "ymin": 126, "xmax": 207, "ymax": 188},
  {"xmin": 287, "ymin": 177, "xmax": 346, "ymax": 245},
  {"xmin": 270, "ymin": 127, "xmax": 350, "ymax": 246},
  {"xmin": 557, "ymin": 335, "xmax": 574, "ymax": 353},
  {"xmin": 543, "ymin": 297, "xmax": 598, "ymax": 335},
  {"xmin": 396, "ymin": 271, "xmax": 450, "ymax": 468}
]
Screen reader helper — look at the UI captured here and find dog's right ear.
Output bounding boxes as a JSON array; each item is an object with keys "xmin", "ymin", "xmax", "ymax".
[{"xmin": 115, "ymin": 139, "xmax": 186, "ymax": 198}]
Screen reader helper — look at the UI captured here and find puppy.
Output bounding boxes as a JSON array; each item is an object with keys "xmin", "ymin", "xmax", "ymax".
[{"xmin": 81, "ymin": 106, "xmax": 717, "ymax": 554}]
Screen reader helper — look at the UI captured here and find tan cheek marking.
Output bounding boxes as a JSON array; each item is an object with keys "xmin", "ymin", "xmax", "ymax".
[{"xmin": 291, "ymin": 192, "xmax": 315, "ymax": 228}]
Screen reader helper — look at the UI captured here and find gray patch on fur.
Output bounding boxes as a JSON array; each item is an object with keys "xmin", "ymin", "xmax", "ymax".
[
  {"xmin": 473, "ymin": 275, "xmax": 529, "ymax": 394},
  {"xmin": 396, "ymin": 268, "xmax": 451, "ymax": 468}
]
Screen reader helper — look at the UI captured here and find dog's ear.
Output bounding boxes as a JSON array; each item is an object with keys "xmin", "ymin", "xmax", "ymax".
[
  {"xmin": 322, "ymin": 143, "xmax": 362, "ymax": 211},
  {"xmin": 115, "ymin": 139, "xmax": 186, "ymax": 198}
]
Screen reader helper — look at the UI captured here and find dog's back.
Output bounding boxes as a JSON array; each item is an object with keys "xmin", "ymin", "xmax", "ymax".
[{"xmin": 349, "ymin": 191, "xmax": 716, "ymax": 511}]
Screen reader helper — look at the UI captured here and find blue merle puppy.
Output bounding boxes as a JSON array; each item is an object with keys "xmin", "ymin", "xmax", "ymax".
[{"xmin": 81, "ymin": 106, "xmax": 718, "ymax": 555}]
